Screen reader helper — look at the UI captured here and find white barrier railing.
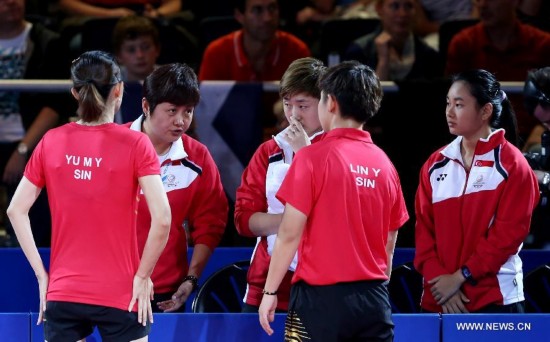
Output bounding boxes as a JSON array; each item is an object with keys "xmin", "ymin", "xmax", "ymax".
[{"xmin": 0, "ymin": 80, "xmax": 526, "ymax": 94}]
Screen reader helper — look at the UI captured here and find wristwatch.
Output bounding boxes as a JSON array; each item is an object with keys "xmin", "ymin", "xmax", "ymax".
[
  {"xmin": 183, "ymin": 275, "xmax": 199, "ymax": 292},
  {"xmin": 16, "ymin": 142, "xmax": 28, "ymax": 156},
  {"xmin": 461, "ymin": 265, "xmax": 477, "ymax": 285}
]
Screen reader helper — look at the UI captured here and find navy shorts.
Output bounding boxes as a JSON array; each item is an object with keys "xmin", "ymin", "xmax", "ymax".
[
  {"xmin": 44, "ymin": 301, "xmax": 151, "ymax": 342},
  {"xmin": 286, "ymin": 280, "xmax": 394, "ymax": 341}
]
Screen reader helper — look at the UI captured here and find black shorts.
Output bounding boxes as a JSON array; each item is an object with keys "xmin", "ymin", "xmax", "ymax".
[
  {"xmin": 286, "ymin": 280, "xmax": 394, "ymax": 342},
  {"xmin": 44, "ymin": 301, "xmax": 151, "ymax": 342}
]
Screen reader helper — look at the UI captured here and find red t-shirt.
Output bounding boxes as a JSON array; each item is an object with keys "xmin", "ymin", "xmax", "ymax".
[
  {"xmin": 199, "ymin": 30, "xmax": 311, "ymax": 81},
  {"xmin": 277, "ymin": 128, "xmax": 409, "ymax": 285},
  {"xmin": 24, "ymin": 123, "xmax": 159, "ymax": 311}
]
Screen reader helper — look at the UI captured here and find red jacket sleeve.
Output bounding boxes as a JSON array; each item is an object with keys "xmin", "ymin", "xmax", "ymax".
[
  {"xmin": 465, "ymin": 148, "xmax": 540, "ymax": 279},
  {"xmin": 188, "ymin": 147, "xmax": 228, "ymax": 249},
  {"xmin": 414, "ymin": 156, "xmax": 449, "ymax": 281},
  {"xmin": 234, "ymin": 142, "xmax": 271, "ymax": 237}
]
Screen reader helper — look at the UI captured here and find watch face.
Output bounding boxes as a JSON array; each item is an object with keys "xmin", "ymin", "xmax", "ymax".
[
  {"xmin": 17, "ymin": 144, "xmax": 28, "ymax": 155},
  {"xmin": 462, "ymin": 266, "xmax": 472, "ymax": 279}
]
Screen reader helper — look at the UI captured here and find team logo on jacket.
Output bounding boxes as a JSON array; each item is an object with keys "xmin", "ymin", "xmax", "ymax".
[
  {"xmin": 473, "ymin": 174, "xmax": 485, "ymax": 188},
  {"xmin": 164, "ymin": 173, "xmax": 178, "ymax": 188},
  {"xmin": 474, "ymin": 160, "xmax": 494, "ymax": 167}
]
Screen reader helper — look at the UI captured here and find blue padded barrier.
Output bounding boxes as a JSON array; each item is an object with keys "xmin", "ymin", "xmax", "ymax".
[
  {"xmin": 0, "ymin": 313, "xmax": 30, "ymax": 342},
  {"xmin": 3, "ymin": 248, "xmax": 549, "ymax": 313},
  {"xmin": 27, "ymin": 313, "xmax": 439, "ymax": 342},
  {"xmin": 6, "ymin": 312, "xmax": 550, "ymax": 341}
]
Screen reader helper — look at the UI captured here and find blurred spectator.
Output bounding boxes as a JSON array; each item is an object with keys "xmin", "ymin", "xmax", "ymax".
[
  {"xmin": 518, "ymin": 0, "xmax": 543, "ymax": 17},
  {"xmin": 59, "ymin": 0, "xmax": 181, "ymax": 18},
  {"xmin": 296, "ymin": 0, "xmax": 378, "ymax": 24},
  {"xmin": 113, "ymin": 15, "xmax": 160, "ymax": 82},
  {"xmin": 290, "ymin": 1, "xmax": 378, "ymax": 51},
  {"xmin": 344, "ymin": 0, "xmax": 442, "ymax": 81},
  {"xmin": 414, "ymin": 0, "xmax": 475, "ymax": 38},
  {"xmin": 112, "ymin": 15, "xmax": 160, "ymax": 123},
  {"xmin": 445, "ymin": 0, "xmax": 550, "ymax": 143},
  {"xmin": 522, "ymin": 67, "xmax": 550, "ymax": 152},
  {"xmin": 340, "ymin": 0, "xmax": 380, "ymax": 19},
  {"xmin": 521, "ymin": 67, "xmax": 550, "ymax": 249},
  {"xmin": 0, "ymin": 0, "xmax": 74, "ymax": 247},
  {"xmin": 198, "ymin": 0, "xmax": 310, "ymax": 81},
  {"xmin": 414, "ymin": 0, "xmax": 476, "ymax": 51},
  {"xmin": 517, "ymin": 0, "xmax": 550, "ymax": 32},
  {"xmin": 58, "ymin": 0, "xmax": 189, "ymax": 60}
]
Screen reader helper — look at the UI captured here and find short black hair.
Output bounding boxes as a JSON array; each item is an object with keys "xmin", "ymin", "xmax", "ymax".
[
  {"xmin": 318, "ymin": 61, "xmax": 382, "ymax": 124},
  {"xmin": 529, "ymin": 67, "xmax": 550, "ymax": 100},
  {"xmin": 142, "ymin": 63, "xmax": 200, "ymax": 113}
]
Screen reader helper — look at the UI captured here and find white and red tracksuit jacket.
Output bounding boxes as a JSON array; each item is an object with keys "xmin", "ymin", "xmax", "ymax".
[
  {"xmin": 129, "ymin": 118, "xmax": 228, "ymax": 295},
  {"xmin": 414, "ymin": 129, "xmax": 539, "ymax": 312},
  {"xmin": 235, "ymin": 131, "xmax": 324, "ymax": 310}
]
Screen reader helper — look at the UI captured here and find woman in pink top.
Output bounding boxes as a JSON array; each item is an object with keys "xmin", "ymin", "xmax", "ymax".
[{"xmin": 7, "ymin": 51, "xmax": 170, "ymax": 342}]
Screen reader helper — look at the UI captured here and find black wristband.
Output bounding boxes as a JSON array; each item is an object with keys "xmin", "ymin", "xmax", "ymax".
[
  {"xmin": 184, "ymin": 275, "xmax": 199, "ymax": 292},
  {"xmin": 262, "ymin": 289, "xmax": 277, "ymax": 295},
  {"xmin": 461, "ymin": 266, "xmax": 477, "ymax": 286}
]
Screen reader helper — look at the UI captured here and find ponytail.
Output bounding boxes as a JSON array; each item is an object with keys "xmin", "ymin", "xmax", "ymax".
[
  {"xmin": 76, "ymin": 83, "xmax": 107, "ymax": 121},
  {"xmin": 71, "ymin": 51, "xmax": 121, "ymax": 122},
  {"xmin": 497, "ymin": 96, "xmax": 519, "ymax": 147}
]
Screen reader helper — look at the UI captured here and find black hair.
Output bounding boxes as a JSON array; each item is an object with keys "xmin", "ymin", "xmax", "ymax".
[
  {"xmin": 524, "ymin": 67, "xmax": 550, "ymax": 116},
  {"xmin": 452, "ymin": 69, "xmax": 519, "ymax": 147},
  {"xmin": 318, "ymin": 60, "xmax": 383, "ymax": 124},
  {"xmin": 142, "ymin": 63, "xmax": 200, "ymax": 113},
  {"xmin": 71, "ymin": 50, "xmax": 122, "ymax": 122}
]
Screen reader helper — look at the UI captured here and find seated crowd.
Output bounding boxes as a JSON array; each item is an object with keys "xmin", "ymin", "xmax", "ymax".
[{"xmin": 2, "ymin": 2, "xmax": 550, "ymax": 340}]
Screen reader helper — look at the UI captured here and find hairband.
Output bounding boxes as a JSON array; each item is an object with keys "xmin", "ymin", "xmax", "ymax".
[{"xmin": 500, "ymin": 90, "xmax": 507, "ymax": 101}]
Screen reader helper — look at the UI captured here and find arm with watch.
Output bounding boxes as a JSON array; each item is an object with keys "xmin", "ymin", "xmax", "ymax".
[
  {"xmin": 426, "ymin": 265, "xmax": 475, "ymax": 311},
  {"xmin": 3, "ymin": 107, "xmax": 59, "ymax": 185},
  {"xmin": 155, "ymin": 244, "xmax": 211, "ymax": 312},
  {"xmin": 429, "ymin": 156, "xmax": 538, "ymax": 311}
]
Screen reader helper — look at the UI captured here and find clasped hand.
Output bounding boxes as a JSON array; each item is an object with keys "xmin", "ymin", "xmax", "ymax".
[{"xmin": 428, "ymin": 272, "xmax": 470, "ymax": 313}]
